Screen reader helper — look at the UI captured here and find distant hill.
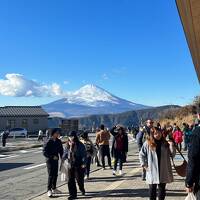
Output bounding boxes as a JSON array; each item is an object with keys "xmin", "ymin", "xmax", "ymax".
[
  {"xmin": 42, "ymin": 84, "xmax": 150, "ymax": 118},
  {"xmin": 71, "ymin": 105, "xmax": 180, "ymax": 129}
]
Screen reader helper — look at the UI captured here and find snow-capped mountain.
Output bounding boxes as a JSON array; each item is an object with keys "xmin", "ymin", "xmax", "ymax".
[{"xmin": 42, "ymin": 84, "xmax": 150, "ymax": 118}]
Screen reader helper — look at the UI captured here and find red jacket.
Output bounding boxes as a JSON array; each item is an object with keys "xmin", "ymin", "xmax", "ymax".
[{"xmin": 173, "ymin": 130, "xmax": 183, "ymax": 144}]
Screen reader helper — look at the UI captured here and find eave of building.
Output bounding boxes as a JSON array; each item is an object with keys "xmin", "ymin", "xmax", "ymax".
[
  {"xmin": 0, "ymin": 115, "xmax": 49, "ymax": 118},
  {"xmin": 176, "ymin": 0, "xmax": 200, "ymax": 82}
]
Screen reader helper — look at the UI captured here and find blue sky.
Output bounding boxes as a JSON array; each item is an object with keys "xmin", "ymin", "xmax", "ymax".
[{"xmin": 0, "ymin": 0, "xmax": 199, "ymax": 107}]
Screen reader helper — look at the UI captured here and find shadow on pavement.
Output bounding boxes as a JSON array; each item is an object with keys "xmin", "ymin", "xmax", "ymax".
[{"xmin": 0, "ymin": 163, "xmax": 33, "ymax": 171}]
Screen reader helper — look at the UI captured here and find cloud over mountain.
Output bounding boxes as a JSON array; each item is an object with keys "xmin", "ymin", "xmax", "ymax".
[{"xmin": 0, "ymin": 73, "xmax": 64, "ymax": 97}]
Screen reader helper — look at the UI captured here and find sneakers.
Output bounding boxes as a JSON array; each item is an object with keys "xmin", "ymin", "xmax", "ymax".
[
  {"xmin": 113, "ymin": 170, "xmax": 116, "ymax": 176},
  {"xmin": 81, "ymin": 190, "xmax": 86, "ymax": 196},
  {"xmin": 84, "ymin": 175, "xmax": 89, "ymax": 180},
  {"xmin": 52, "ymin": 188, "xmax": 62, "ymax": 194},
  {"xmin": 68, "ymin": 196, "xmax": 77, "ymax": 200},
  {"xmin": 47, "ymin": 190, "xmax": 52, "ymax": 197},
  {"xmin": 119, "ymin": 170, "xmax": 123, "ymax": 176}
]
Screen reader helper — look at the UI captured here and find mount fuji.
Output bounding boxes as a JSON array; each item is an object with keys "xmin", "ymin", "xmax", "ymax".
[{"xmin": 42, "ymin": 84, "xmax": 151, "ymax": 118}]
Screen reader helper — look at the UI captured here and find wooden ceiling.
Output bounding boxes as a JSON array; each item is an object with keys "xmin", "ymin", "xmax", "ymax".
[{"xmin": 176, "ymin": 0, "xmax": 200, "ymax": 82}]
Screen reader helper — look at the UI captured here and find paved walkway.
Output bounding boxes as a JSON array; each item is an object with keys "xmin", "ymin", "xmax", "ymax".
[{"xmin": 30, "ymin": 147, "xmax": 187, "ymax": 200}]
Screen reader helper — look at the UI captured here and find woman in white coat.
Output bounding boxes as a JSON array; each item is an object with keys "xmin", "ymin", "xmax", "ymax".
[{"xmin": 139, "ymin": 126, "xmax": 176, "ymax": 200}]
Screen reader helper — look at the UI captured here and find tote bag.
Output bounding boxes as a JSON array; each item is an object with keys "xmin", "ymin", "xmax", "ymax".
[
  {"xmin": 60, "ymin": 160, "xmax": 69, "ymax": 182},
  {"xmin": 185, "ymin": 193, "xmax": 196, "ymax": 200}
]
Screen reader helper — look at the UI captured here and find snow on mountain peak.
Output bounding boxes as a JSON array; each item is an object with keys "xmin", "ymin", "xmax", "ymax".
[
  {"xmin": 43, "ymin": 84, "xmax": 150, "ymax": 117},
  {"xmin": 64, "ymin": 84, "xmax": 119, "ymax": 107}
]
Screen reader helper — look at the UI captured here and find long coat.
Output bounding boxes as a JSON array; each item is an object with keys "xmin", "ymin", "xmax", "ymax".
[
  {"xmin": 110, "ymin": 128, "xmax": 128, "ymax": 158},
  {"xmin": 139, "ymin": 141, "xmax": 176, "ymax": 184}
]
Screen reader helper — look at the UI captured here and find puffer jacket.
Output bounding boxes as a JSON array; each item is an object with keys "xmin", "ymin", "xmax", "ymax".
[{"xmin": 173, "ymin": 130, "xmax": 183, "ymax": 144}]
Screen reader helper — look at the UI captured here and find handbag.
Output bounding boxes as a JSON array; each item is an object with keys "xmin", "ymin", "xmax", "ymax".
[
  {"xmin": 185, "ymin": 193, "xmax": 196, "ymax": 200},
  {"xmin": 171, "ymin": 143, "xmax": 188, "ymax": 177}
]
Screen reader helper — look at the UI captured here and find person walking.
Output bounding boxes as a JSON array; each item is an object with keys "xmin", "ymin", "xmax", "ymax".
[
  {"xmin": 139, "ymin": 127, "xmax": 176, "ymax": 200},
  {"xmin": 110, "ymin": 125, "xmax": 128, "ymax": 176},
  {"xmin": 185, "ymin": 105, "xmax": 200, "ymax": 199},
  {"xmin": 43, "ymin": 128, "xmax": 63, "ymax": 197},
  {"xmin": 144, "ymin": 119, "xmax": 154, "ymax": 138},
  {"xmin": 96, "ymin": 124, "xmax": 112, "ymax": 170},
  {"xmin": 46, "ymin": 129, "xmax": 50, "ymax": 139},
  {"xmin": 182, "ymin": 123, "xmax": 192, "ymax": 151},
  {"xmin": 172, "ymin": 123, "xmax": 178, "ymax": 133},
  {"xmin": 136, "ymin": 127, "xmax": 145, "ymax": 151},
  {"xmin": 173, "ymin": 126, "xmax": 183, "ymax": 152},
  {"xmin": 80, "ymin": 130, "xmax": 95, "ymax": 180},
  {"xmin": 1, "ymin": 130, "xmax": 9, "ymax": 147},
  {"xmin": 141, "ymin": 119, "xmax": 154, "ymax": 181},
  {"xmin": 63, "ymin": 131, "xmax": 87, "ymax": 200},
  {"xmin": 136, "ymin": 126, "xmax": 146, "ymax": 180},
  {"xmin": 186, "ymin": 125, "xmax": 200, "ymax": 199},
  {"xmin": 38, "ymin": 129, "xmax": 43, "ymax": 141}
]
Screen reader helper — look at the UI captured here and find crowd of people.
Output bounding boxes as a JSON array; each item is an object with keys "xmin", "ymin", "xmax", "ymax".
[
  {"xmin": 43, "ymin": 124, "xmax": 129, "ymax": 199},
  {"xmin": 42, "ymin": 115, "xmax": 200, "ymax": 200}
]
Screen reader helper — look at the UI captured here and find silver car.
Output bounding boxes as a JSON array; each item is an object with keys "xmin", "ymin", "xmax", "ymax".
[{"xmin": 9, "ymin": 128, "xmax": 28, "ymax": 137}]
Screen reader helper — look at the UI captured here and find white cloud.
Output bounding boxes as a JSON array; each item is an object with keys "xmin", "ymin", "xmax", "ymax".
[
  {"xmin": 102, "ymin": 73, "xmax": 109, "ymax": 80},
  {"xmin": 63, "ymin": 80, "xmax": 69, "ymax": 85},
  {"xmin": 0, "ymin": 73, "xmax": 65, "ymax": 97}
]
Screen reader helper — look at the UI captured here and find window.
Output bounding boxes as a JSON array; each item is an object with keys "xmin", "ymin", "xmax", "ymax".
[
  {"xmin": 21, "ymin": 119, "xmax": 28, "ymax": 128},
  {"xmin": 33, "ymin": 119, "xmax": 39, "ymax": 124},
  {"xmin": 7, "ymin": 120, "xmax": 16, "ymax": 129}
]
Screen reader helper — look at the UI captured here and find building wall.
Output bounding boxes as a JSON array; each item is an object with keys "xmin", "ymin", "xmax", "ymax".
[{"xmin": 0, "ymin": 116, "xmax": 48, "ymax": 133}]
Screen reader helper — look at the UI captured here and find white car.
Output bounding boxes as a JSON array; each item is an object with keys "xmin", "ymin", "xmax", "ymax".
[{"xmin": 9, "ymin": 128, "xmax": 28, "ymax": 137}]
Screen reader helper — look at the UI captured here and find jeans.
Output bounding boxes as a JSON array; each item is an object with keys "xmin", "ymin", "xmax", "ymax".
[
  {"xmin": 142, "ymin": 167, "xmax": 146, "ymax": 180},
  {"xmin": 99, "ymin": 145, "xmax": 112, "ymax": 168},
  {"xmin": 2, "ymin": 139, "xmax": 6, "ymax": 147},
  {"xmin": 176, "ymin": 143, "xmax": 182, "ymax": 152},
  {"xmin": 113, "ymin": 150, "xmax": 123, "ymax": 171},
  {"xmin": 68, "ymin": 167, "xmax": 85, "ymax": 198},
  {"xmin": 149, "ymin": 183, "xmax": 166, "ymax": 200},
  {"xmin": 86, "ymin": 156, "xmax": 92, "ymax": 177},
  {"xmin": 46, "ymin": 159, "xmax": 58, "ymax": 191}
]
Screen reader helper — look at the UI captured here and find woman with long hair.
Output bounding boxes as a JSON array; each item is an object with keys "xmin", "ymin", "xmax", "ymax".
[
  {"xmin": 63, "ymin": 131, "xmax": 87, "ymax": 200},
  {"xmin": 139, "ymin": 127, "xmax": 176, "ymax": 200}
]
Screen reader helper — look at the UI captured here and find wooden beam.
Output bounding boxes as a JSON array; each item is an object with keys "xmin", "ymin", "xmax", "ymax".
[{"xmin": 176, "ymin": 0, "xmax": 200, "ymax": 82}]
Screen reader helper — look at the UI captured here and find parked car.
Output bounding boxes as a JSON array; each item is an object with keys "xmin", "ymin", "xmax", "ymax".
[{"xmin": 9, "ymin": 128, "xmax": 28, "ymax": 137}]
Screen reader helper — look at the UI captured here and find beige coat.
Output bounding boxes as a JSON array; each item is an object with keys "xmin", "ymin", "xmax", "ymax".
[{"xmin": 139, "ymin": 141, "xmax": 176, "ymax": 184}]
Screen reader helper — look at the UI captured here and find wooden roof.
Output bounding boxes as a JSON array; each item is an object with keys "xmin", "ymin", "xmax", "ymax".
[{"xmin": 176, "ymin": 0, "xmax": 200, "ymax": 82}]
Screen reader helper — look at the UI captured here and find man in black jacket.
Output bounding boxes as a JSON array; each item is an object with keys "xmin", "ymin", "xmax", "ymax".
[
  {"xmin": 43, "ymin": 128, "xmax": 63, "ymax": 197},
  {"xmin": 186, "ymin": 126, "xmax": 200, "ymax": 199}
]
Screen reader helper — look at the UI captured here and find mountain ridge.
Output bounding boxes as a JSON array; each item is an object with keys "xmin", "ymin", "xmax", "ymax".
[{"xmin": 42, "ymin": 84, "xmax": 151, "ymax": 117}]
